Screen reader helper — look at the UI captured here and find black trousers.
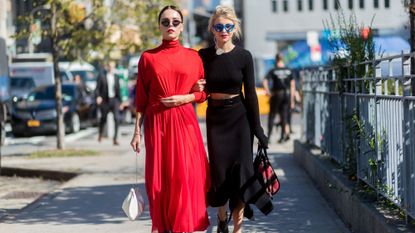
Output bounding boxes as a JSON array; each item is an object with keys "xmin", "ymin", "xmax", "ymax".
[
  {"xmin": 267, "ymin": 90, "xmax": 290, "ymax": 140},
  {"xmin": 98, "ymin": 98, "xmax": 120, "ymax": 140}
]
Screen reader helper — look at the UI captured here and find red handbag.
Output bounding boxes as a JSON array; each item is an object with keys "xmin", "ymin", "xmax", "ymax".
[{"xmin": 254, "ymin": 145, "xmax": 280, "ymax": 196}]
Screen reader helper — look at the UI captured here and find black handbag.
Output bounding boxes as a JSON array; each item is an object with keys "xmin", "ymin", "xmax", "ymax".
[{"xmin": 254, "ymin": 145, "xmax": 281, "ymax": 197}]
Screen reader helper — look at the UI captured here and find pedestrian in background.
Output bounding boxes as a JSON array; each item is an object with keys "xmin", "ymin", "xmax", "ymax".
[
  {"xmin": 130, "ymin": 5, "xmax": 210, "ymax": 233},
  {"xmin": 198, "ymin": 5, "xmax": 272, "ymax": 233},
  {"xmin": 262, "ymin": 53, "xmax": 295, "ymax": 143},
  {"xmin": 95, "ymin": 61, "xmax": 121, "ymax": 145}
]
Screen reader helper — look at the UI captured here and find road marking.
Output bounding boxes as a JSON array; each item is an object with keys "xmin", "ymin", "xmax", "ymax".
[
  {"xmin": 4, "ymin": 128, "xmax": 97, "ymax": 145},
  {"xmin": 65, "ymin": 128, "xmax": 97, "ymax": 142},
  {"xmin": 4, "ymin": 136, "xmax": 46, "ymax": 146}
]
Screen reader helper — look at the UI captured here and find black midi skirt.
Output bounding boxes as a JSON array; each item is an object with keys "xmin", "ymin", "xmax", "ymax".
[{"xmin": 206, "ymin": 96, "xmax": 272, "ymax": 214}]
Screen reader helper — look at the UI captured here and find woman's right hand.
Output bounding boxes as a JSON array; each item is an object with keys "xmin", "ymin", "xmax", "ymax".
[{"xmin": 130, "ymin": 134, "xmax": 141, "ymax": 153}]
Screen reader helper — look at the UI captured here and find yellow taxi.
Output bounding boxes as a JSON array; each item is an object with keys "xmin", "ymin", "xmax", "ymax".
[{"xmin": 196, "ymin": 87, "xmax": 270, "ymax": 118}]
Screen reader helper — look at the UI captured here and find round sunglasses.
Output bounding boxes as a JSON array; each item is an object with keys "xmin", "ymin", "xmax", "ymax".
[
  {"xmin": 213, "ymin": 23, "xmax": 235, "ymax": 33},
  {"xmin": 160, "ymin": 19, "xmax": 182, "ymax": 27}
]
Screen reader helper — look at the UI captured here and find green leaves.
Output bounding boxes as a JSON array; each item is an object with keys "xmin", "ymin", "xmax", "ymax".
[
  {"xmin": 14, "ymin": 0, "xmax": 175, "ymax": 61},
  {"xmin": 324, "ymin": 9, "xmax": 377, "ymax": 92}
]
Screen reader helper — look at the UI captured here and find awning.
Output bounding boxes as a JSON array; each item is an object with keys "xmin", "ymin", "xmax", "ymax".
[{"xmin": 279, "ymin": 36, "xmax": 410, "ymax": 69}]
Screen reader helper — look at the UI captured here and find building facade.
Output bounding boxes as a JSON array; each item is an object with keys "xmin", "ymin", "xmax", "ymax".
[
  {"xmin": 0, "ymin": 0, "xmax": 15, "ymax": 56},
  {"xmin": 243, "ymin": 0, "xmax": 409, "ymax": 59}
]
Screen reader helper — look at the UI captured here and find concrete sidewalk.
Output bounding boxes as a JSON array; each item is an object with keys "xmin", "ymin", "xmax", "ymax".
[{"xmin": 0, "ymin": 116, "xmax": 350, "ymax": 233}]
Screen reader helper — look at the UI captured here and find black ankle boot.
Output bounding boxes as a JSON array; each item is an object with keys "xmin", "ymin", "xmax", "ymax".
[{"xmin": 217, "ymin": 215, "xmax": 229, "ymax": 233}]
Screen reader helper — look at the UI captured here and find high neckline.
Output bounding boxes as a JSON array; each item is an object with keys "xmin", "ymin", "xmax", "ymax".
[{"xmin": 161, "ymin": 39, "xmax": 181, "ymax": 49}]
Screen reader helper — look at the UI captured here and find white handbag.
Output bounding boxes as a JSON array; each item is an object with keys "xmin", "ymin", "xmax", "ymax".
[
  {"xmin": 122, "ymin": 187, "xmax": 144, "ymax": 220},
  {"xmin": 122, "ymin": 152, "xmax": 145, "ymax": 220}
]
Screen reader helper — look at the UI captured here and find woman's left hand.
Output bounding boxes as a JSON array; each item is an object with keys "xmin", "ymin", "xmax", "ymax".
[
  {"xmin": 161, "ymin": 95, "xmax": 190, "ymax": 107},
  {"xmin": 191, "ymin": 79, "xmax": 206, "ymax": 92}
]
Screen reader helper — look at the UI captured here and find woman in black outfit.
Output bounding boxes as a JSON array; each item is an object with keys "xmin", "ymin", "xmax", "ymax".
[
  {"xmin": 198, "ymin": 5, "xmax": 273, "ymax": 233},
  {"xmin": 262, "ymin": 53, "xmax": 295, "ymax": 143}
]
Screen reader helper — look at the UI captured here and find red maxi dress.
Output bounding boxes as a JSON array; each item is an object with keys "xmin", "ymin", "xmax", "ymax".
[{"xmin": 135, "ymin": 39, "xmax": 210, "ymax": 233}]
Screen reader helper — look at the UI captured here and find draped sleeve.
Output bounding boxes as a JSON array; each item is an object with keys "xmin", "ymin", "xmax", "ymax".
[
  {"xmin": 192, "ymin": 55, "xmax": 208, "ymax": 103},
  {"xmin": 135, "ymin": 53, "xmax": 150, "ymax": 113},
  {"xmin": 242, "ymin": 50, "xmax": 267, "ymax": 146}
]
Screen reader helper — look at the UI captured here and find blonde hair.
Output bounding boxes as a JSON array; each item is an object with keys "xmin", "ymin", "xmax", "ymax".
[{"xmin": 208, "ymin": 5, "xmax": 242, "ymax": 40}]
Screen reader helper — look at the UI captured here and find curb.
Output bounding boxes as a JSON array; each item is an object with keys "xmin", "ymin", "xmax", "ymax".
[
  {"xmin": 0, "ymin": 167, "xmax": 79, "ymax": 181},
  {"xmin": 0, "ymin": 167, "xmax": 80, "ymax": 221},
  {"xmin": 293, "ymin": 140, "xmax": 414, "ymax": 233}
]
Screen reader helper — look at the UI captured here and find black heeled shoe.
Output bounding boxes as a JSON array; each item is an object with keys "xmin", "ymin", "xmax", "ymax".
[
  {"xmin": 278, "ymin": 135, "xmax": 290, "ymax": 143},
  {"xmin": 217, "ymin": 215, "xmax": 229, "ymax": 233}
]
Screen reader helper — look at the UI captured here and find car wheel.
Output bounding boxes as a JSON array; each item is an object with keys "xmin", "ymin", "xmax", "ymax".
[{"xmin": 70, "ymin": 113, "xmax": 81, "ymax": 134}]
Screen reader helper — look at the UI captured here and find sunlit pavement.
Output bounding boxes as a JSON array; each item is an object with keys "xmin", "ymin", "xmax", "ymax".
[{"xmin": 0, "ymin": 114, "xmax": 350, "ymax": 233}]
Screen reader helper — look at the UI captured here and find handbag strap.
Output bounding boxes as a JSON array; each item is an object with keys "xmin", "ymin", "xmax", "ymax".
[
  {"xmin": 257, "ymin": 145, "xmax": 270, "ymax": 163},
  {"xmin": 135, "ymin": 152, "xmax": 139, "ymax": 187}
]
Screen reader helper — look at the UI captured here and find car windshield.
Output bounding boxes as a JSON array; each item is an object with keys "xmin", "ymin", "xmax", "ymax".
[
  {"xmin": 27, "ymin": 85, "xmax": 75, "ymax": 102},
  {"xmin": 10, "ymin": 77, "xmax": 35, "ymax": 89},
  {"xmin": 70, "ymin": 70, "xmax": 97, "ymax": 82}
]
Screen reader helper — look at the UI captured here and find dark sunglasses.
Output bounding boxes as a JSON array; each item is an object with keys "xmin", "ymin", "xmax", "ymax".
[
  {"xmin": 160, "ymin": 19, "xmax": 182, "ymax": 27},
  {"xmin": 213, "ymin": 23, "xmax": 235, "ymax": 33}
]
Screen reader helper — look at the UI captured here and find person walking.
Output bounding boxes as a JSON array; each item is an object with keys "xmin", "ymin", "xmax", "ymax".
[
  {"xmin": 95, "ymin": 61, "xmax": 122, "ymax": 145},
  {"xmin": 262, "ymin": 53, "xmax": 295, "ymax": 143},
  {"xmin": 130, "ymin": 5, "xmax": 210, "ymax": 233},
  {"xmin": 198, "ymin": 5, "xmax": 273, "ymax": 233}
]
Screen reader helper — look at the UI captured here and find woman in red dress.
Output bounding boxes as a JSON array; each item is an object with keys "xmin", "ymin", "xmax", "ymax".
[{"xmin": 130, "ymin": 5, "xmax": 210, "ymax": 233}]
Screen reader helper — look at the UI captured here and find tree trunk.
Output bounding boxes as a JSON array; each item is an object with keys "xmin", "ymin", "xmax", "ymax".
[{"xmin": 51, "ymin": 2, "xmax": 65, "ymax": 149}]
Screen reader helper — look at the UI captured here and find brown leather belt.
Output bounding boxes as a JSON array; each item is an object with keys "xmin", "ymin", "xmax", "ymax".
[{"xmin": 208, "ymin": 95, "xmax": 241, "ymax": 107}]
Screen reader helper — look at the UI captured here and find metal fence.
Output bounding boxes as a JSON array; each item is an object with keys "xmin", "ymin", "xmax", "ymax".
[{"xmin": 302, "ymin": 52, "xmax": 415, "ymax": 220}]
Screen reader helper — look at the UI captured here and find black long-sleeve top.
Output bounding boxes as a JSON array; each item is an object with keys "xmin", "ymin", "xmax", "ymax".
[{"xmin": 199, "ymin": 46, "xmax": 267, "ymax": 145}]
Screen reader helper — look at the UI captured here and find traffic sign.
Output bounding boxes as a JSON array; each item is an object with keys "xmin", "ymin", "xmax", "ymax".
[{"xmin": 30, "ymin": 19, "xmax": 42, "ymax": 45}]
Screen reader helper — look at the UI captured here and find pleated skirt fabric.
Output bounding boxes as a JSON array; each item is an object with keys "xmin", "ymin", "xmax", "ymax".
[{"xmin": 144, "ymin": 103, "xmax": 210, "ymax": 233}]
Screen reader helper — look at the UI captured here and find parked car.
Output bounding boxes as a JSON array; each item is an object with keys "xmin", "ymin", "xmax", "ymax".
[
  {"xmin": 9, "ymin": 60, "xmax": 55, "ymax": 87},
  {"xmin": 0, "ymin": 37, "xmax": 9, "ymax": 145},
  {"xmin": 11, "ymin": 83, "xmax": 95, "ymax": 137},
  {"xmin": 59, "ymin": 61, "xmax": 98, "ymax": 93},
  {"xmin": 10, "ymin": 76, "xmax": 36, "ymax": 101}
]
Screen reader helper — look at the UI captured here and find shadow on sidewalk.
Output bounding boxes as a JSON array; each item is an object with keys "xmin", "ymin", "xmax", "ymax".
[
  {"xmin": 2, "ymin": 149, "xmax": 349, "ymax": 233},
  {"xmin": 3, "ymin": 183, "xmax": 151, "ymax": 226}
]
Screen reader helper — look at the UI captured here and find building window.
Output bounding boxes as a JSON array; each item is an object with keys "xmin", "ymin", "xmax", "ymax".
[
  {"xmin": 348, "ymin": 0, "xmax": 353, "ymax": 9},
  {"xmin": 283, "ymin": 0, "xmax": 289, "ymax": 12},
  {"xmin": 309, "ymin": 0, "xmax": 314, "ymax": 10},
  {"xmin": 272, "ymin": 0, "xmax": 277, "ymax": 12},
  {"xmin": 359, "ymin": 0, "xmax": 364, "ymax": 9},
  {"xmin": 374, "ymin": 0, "xmax": 379, "ymax": 8},
  {"xmin": 334, "ymin": 0, "xmax": 340, "ymax": 10},
  {"xmin": 323, "ymin": 0, "xmax": 328, "ymax": 10},
  {"xmin": 385, "ymin": 0, "xmax": 390, "ymax": 8},
  {"xmin": 298, "ymin": 0, "xmax": 303, "ymax": 11}
]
